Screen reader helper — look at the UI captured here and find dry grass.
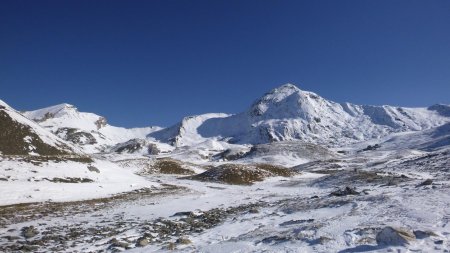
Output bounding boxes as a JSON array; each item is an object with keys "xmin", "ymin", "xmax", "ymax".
[
  {"xmin": 142, "ymin": 158, "xmax": 195, "ymax": 175},
  {"xmin": 187, "ymin": 163, "xmax": 295, "ymax": 185},
  {"xmin": 0, "ymin": 110, "xmax": 70, "ymax": 156}
]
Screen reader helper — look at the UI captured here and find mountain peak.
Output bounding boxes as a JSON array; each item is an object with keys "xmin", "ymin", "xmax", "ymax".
[
  {"xmin": 269, "ymin": 83, "xmax": 301, "ymax": 96},
  {"xmin": 249, "ymin": 83, "xmax": 322, "ymax": 117},
  {"xmin": 48, "ymin": 103, "xmax": 77, "ymax": 111},
  {"xmin": 23, "ymin": 103, "xmax": 79, "ymax": 122},
  {"xmin": 277, "ymin": 83, "xmax": 300, "ymax": 90}
]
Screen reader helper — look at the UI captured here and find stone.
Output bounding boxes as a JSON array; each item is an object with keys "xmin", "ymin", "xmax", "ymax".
[
  {"xmin": 136, "ymin": 237, "xmax": 149, "ymax": 247},
  {"xmin": 21, "ymin": 226, "xmax": 39, "ymax": 239},
  {"xmin": 172, "ymin": 211, "xmax": 194, "ymax": 217},
  {"xmin": 330, "ymin": 186, "xmax": 360, "ymax": 197},
  {"xmin": 414, "ymin": 230, "xmax": 438, "ymax": 239},
  {"xmin": 176, "ymin": 237, "xmax": 192, "ymax": 244},
  {"xmin": 87, "ymin": 165, "xmax": 100, "ymax": 173},
  {"xmin": 165, "ymin": 242, "xmax": 176, "ymax": 250},
  {"xmin": 376, "ymin": 226, "xmax": 416, "ymax": 246},
  {"xmin": 417, "ymin": 179, "xmax": 433, "ymax": 187}
]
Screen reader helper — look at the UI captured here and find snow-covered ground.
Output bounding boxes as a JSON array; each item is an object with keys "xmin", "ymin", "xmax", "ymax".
[
  {"xmin": 1, "ymin": 150, "xmax": 449, "ymax": 252},
  {"xmin": 0, "ymin": 156, "xmax": 159, "ymax": 205}
]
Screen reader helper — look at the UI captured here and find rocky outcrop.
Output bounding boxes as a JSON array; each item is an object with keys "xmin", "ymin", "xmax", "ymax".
[{"xmin": 376, "ymin": 226, "xmax": 416, "ymax": 246}]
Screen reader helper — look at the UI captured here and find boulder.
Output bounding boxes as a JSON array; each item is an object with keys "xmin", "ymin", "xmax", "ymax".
[
  {"xmin": 330, "ymin": 186, "xmax": 360, "ymax": 197},
  {"xmin": 136, "ymin": 237, "xmax": 149, "ymax": 247},
  {"xmin": 21, "ymin": 226, "xmax": 39, "ymax": 239},
  {"xmin": 376, "ymin": 226, "xmax": 416, "ymax": 246}
]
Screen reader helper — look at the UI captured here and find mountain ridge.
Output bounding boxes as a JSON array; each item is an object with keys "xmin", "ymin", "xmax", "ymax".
[
  {"xmin": 3, "ymin": 83, "xmax": 449, "ymax": 157},
  {"xmin": 150, "ymin": 83, "xmax": 450, "ymax": 147}
]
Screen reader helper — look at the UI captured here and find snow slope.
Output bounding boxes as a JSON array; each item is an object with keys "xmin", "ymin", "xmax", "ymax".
[
  {"xmin": 23, "ymin": 103, "xmax": 162, "ymax": 153},
  {"xmin": 0, "ymin": 100, "xmax": 160, "ymax": 205},
  {"xmin": 149, "ymin": 113, "xmax": 230, "ymax": 147},
  {"xmin": 0, "ymin": 156, "xmax": 159, "ymax": 205}
]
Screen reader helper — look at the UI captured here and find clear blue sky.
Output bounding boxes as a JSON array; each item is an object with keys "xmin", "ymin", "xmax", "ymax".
[{"xmin": 1, "ymin": 0, "xmax": 449, "ymax": 127}]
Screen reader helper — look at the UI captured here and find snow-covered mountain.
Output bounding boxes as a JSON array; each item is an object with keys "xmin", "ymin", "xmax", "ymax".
[
  {"xmin": 23, "ymin": 103, "xmax": 162, "ymax": 153},
  {"xmin": 150, "ymin": 84, "xmax": 450, "ymax": 147},
  {"xmin": 149, "ymin": 113, "xmax": 230, "ymax": 147},
  {"xmin": 9, "ymin": 83, "xmax": 449, "ymax": 165}
]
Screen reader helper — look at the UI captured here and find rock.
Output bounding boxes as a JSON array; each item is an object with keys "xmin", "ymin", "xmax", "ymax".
[
  {"xmin": 171, "ymin": 211, "xmax": 194, "ymax": 217},
  {"xmin": 87, "ymin": 165, "xmax": 100, "ymax": 173},
  {"xmin": 261, "ymin": 235, "xmax": 289, "ymax": 244},
  {"xmin": 136, "ymin": 237, "xmax": 149, "ymax": 247},
  {"xmin": 306, "ymin": 236, "xmax": 333, "ymax": 245},
  {"xmin": 109, "ymin": 238, "xmax": 129, "ymax": 249},
  {"xmin": 165, "ymin": 242, "xmax": 176, "ymax": 250},
  {"xmin": 176, "ymin": 237, "xmax": 192, "ymax": 244},
  {"xmin": 249, "ymin": 208, "xmax": 259, "ymax": 214},
  {"xmin": 3, "ymin": 235, "xmax": 21, "ymax": 241},
  {"xmin": 95, "ymin": 117, "xmax": 107, "ymax": 129},
  {"xmin": 148, "ymin": 143, "xmax": 160, "ymax": 155},
  {"xmin": 417, "ymin": 179, "xmax": 433, "ymax": 187},
  {"xmin": 330, "ymin": 186, "xmax": 360, "ymax": 196},
  {"xmin": 376, "ymin": 226, "xmax": 416, "ymax": 246},
  {"xmin": 361, "ymin": 144, "xmax": 381, "ymax": 152},
  {"xmin": 21, "ymin": 226, "xmax": 39, "ymax": 239},
  {"xmin": 279, "ymin": 219, "xmax": 314, "ymax": 226},
  {"xmin": 19, "ymin": 245, "xmax": 39, "ymax": 251},
  {"xmin": 414, "ymin": 230, "xmax": 438, "ymax": 239}
]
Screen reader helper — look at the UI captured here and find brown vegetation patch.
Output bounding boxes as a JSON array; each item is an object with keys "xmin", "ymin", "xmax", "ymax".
[
  {"xmin": 187, "ymin": 163, "xmax": 295, "ymax": 185},
  {"xmin": 0, "ymin": 110, "xmax": 70, "ymax": 156},
  {"xmin": 134, "ymin": 158, "xmax": 196, "ymax": 175}
]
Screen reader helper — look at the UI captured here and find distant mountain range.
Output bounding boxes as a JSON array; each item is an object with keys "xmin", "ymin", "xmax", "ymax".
[{"xmin": 1, "ymin": 83, "xmax": 449, "ymax": 163}]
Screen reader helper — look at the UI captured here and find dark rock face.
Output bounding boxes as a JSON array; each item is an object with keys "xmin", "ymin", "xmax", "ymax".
[
  {"xmin": 213, "ymin": 148, "xmax": 249, "ymax": 161},
  {"xmin": 54, "ymin": 128, "xmax": 97, "ymax": 145},
  {"xmin": 111, "ymin": 139, "xmax": 160, "ymax": 155},
  {"xmin": 33, "ymin": 112, "xmax": 55, "ymax": 122},
  {"xmin": 95, "ymin": 117, "xmax": 107, "ymax": 130},
  {"xmin": 147, "ymin": 143, "xmax": 160, "ymax": 155}
]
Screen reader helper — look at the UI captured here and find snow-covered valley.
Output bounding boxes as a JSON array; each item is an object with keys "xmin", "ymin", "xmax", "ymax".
[{"xmin": 0, "ymin": 84, "xmax": 449, "ymax": 252}]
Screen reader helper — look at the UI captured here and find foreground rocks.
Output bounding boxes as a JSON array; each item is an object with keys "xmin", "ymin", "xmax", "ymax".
[{"xmin": 0, "ymin": 193, "xmax": 266, "ymax": 252}]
